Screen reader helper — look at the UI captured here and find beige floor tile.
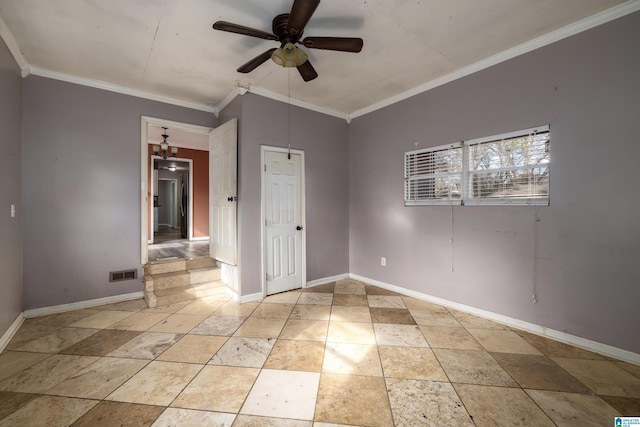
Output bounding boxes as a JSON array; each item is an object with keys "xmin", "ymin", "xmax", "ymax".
[
  {"xmin": 0, "ymin": 395, "xmax": 97, "ymax": 427},
  {"xmin": 419, "ymin": 325, "xmax": 482, "ymax": 350},
  {"xmin": 329, "ymin": 306, "xmax": 371, "ymax": 322},
  {"xmin": 106, "ymin": 312, "xmax": 170, "ymax": 331},
  {"xmin": 190, "ymin": 316, "xmax": 246, "ymax": 336},
  {"xmin": 297, "ymin": 293, "xmax": 333, "ymax": 305},
  {"xmin": 209, "ymin": 337, "xmax": 275, "ymax": 368},
  {"xmin": 151, "ymin": 408, "xmax": 235, "ymax": 427},
  {"xmin": 144, "ymin": 300, "xmax": 192, "ymax": 314},
  {"xmin": 5, "ymin": 324, "xmax": 62, "ymax": 350},
  {"xmin": 379, "ymin": 346, "xmax": 448, "ymax": 381},
  {"xmin": 60, "ymin": 329, "xmax": 141, "ymax": 357},
  {"xmin": 449, "ymin": 311, "xmax": 508, "ymax": 329},
  {"xmin": 491, "ymin": 353, "xmax": 591, "ymax": 393},
  {"xmin": 279, "ymin": 319, "xmax": 328, "ymax": 341},
  {"xmin": 157, "ymin": 335, "xmax": 227, "ymax": 364},
  {"xmin": 0, "ymin": 354, "xmax": 99, "ymax": 394},
  {"xmin": 0, "ymin": 351, "xmax": 51, "ymax": 382},
  {"xmin": 24, "ymin": 309, "xmax": 99, "ymax": 327},
  {"xmin": 433, "ymin": 349, "xmax": 518, "ymax": 386},
  {"xmin": 0, "ymin": 391, "xmax": 35, "ymax": 420},
  {"xmin": 455, "ymin": 384, "xmax": 555, "ymax": 427},
  {"xmin": 102, "ymin": 299, "xmax": 149, "ymax": 312},
  {"xmin": 233, "ymin": 317, "xmax": 286, "ymax": 339},
  {"xmin": 514, "ymin": 330, "xmax": 606, "ymax": 359},
  {"xmin": 264, "ymin": 340, "xmax": 325, "ymax": 372},
  {"xmin": 70, "ymin": 310, "xmax": 135, "ymax": 329},
  {"xmin": 107, "ymin": 361, "xmax": 202, "ymax": 406},
  {"xmin": 240, "ymin": 369, "xmax": 320, "ymax": 420},
  {"xmin": 553, "ymin": 358, "xmax": 640, "ymax": 397},
  {"xmin": 617, "ymin": 361, "xmax": 640, "ymax": 380},
  {"xmin": 373, "ymin": 324, "xmax": 429, "ymax": 347},
  {"xmin": 13, "ymin": 327, "xmax": 98, "ymax": 353},
  {"xmin": 171, "ymin": 365, "xmax": 259, "ymax": 412},
  {"xmin": 334, "ymin": 282, "xmax": 366, "ymax": 295},
  {"xmin": 409, "ymin": 309, "xmax": 461, "ymax": 327},
  {"xmin": 233, "ymin": 415, "xmax": 312, "ymax": 426},
  {"xmin": 367, "ymin": 295, "xmax": 406, "ymax": 308},
  {"xmin": 214, "ymin": 301, "xmax": 259, "ymax": 317},
  {"xmin": 314, "ymin": 373, "xmax": 393, "ymax": 427},
  {"xmin": 72, "ymin": 401, "xmax": 165, "ymax": 427},
  {"xmin": 147, "ymin": 313, "xmax": 207, "ymax": 333},
  {"xmin": 176, "ymin": 298, "xmax": 227, "ymax": 316},
  {"xmin": 263, "ymin": 292, "xmax": 301, "ymax": 304},
  {"xmin": 332, "ymin": 294, "xmax": 368, "ymax": 307},
  {"xmin": 289, "ymin": 304, "xmax": 331, "ymax": 320},
  {"xmin": 387, "ymin": 378, "xmax": 474, "ymax": 426},
  {"xmin": 600, "ymin": 395, "xmax": 640, "ymax": 416},
  {"xmin": 370, "ymin": 307, "xmax": 416, "ymax": 324},
  {"xmin": 401, "ymin": 297, "xmax": 448, "ymax": 311},
  {"xmin": 327, "ymin": 321, "xmax": 376, "ymax": 344},
  {"xmin": 323, "ymin": 342, "xmax": 382, "ymax": 376},
  {"xmin": 107, "ymin": 332, "xmax": 182, "ymax": 359},
  {"xmin": 467, "ymin": 328, "xmax": 543, "ymax": 355},
  {"xmin": 526, "ymin": 389, "xmax": 619, "ymax": 427},
  {"xmin": 303, "ymin": 282, "xmax": 336, "ymax": 294},
  {"xmin": 46, "ymin": 357, "xmax": 149, "ymax": 399},
  {"xmin": 249, "ymin": 303, "xmax": 294, "ymax": 319}
]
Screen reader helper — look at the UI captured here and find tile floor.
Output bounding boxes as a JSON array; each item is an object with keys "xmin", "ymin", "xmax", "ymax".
[{"xmin": 1, "ymin": 279, "xmax": 639, "ymax": 426}]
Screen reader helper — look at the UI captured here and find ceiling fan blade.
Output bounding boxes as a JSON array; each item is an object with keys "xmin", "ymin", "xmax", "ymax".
[
  {"xmin": 213, "ymin": 21, "xmax": 278, "ymax": 41},
  {"xmin": 237, "ymin": 48, "xmax": 277, "ymax": 73},
  {"xmin": 301, "ymin": 37, "xmax": 363, "ymax": 52},
  {"xmin": 297, "ymin": 60, "xmax": 318, "ymax": 82},
  {"xmin": 288, "ymin": 0, "xmax": 320, "ymax": 36}
]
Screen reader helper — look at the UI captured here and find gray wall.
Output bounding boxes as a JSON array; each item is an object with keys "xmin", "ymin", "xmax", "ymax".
[
  {"xmin": 349, "ymin": 11, "xmax": 640, "ymax": 353},
  {"xmin": 0, "ymin": 39, "xmax": 22, "ymax": 335},
  {"xmin": 22, "ymin": 76, "xmax": 215, "ymax": 309},
  {"xmin": 221, "ymin": 93, "xmax": 350, "ymax": 296}
]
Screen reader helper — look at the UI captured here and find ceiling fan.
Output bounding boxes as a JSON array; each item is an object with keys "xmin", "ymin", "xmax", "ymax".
[{"xmin": 212, "ymin": 0, "xmax": 363, "ymax": 82}]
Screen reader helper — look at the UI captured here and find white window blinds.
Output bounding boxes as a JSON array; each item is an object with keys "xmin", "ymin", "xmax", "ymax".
[{"xmin": 404, "ymin": 143, "xmax": 463, "ymax": 205}]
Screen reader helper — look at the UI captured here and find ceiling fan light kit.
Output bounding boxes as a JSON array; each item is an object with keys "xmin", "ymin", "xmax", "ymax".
[{"xmin": 212, "ymin": 0, "xmax": 363, "ymax": 82}]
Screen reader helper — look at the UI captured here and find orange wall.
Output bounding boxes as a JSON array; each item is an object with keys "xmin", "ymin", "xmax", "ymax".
[{"xmin": 147, "ymin": 145, "xmax": 209, "ymax": 239}]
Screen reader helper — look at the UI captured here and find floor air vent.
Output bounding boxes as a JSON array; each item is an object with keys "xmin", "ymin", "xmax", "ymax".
[{"xmin": 109, "ymin": 269, "xmax": 138, "ymax": 282}]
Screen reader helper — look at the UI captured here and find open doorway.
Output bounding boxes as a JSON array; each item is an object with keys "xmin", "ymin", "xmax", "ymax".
[
  {"xmin": 141, "ymin": 117, "xmax": 214, "ymax": 264},
  {"xmin": 152, "ymin": 158, "xmax": 190, "ymax": 244}
]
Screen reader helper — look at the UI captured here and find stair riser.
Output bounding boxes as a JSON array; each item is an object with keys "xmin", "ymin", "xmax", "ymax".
[
  {"xmin": 186, "ymin": 257, "xmax": 218, "ymax": 270},
  {"xmin": 190, "ymin": 269, "xmax": 221, "ymax": 285},
  {"xmin": 153, "ymin": 274, "xmax": 190, "ymax": 290},
  {"xmin": 145, "ymin": 259, "xmax": 187, "ymax": 275}
]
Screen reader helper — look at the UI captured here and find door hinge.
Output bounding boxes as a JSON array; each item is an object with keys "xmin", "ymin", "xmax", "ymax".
[{"xmin": 264, "ymin": 164, "xmax": 266, "ymax": 172}]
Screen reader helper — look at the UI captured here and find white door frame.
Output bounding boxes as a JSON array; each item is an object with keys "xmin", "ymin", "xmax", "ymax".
[
  {"xmin": 260, "ymin": 145, "xmax": 307, "ymax": 298},
  {"xmin": 149, "ymin": 156, "xmax": 194, "ymax": 244},
  {"xmin": 140, "ymin": 116, "xmax": 213, "ymax": 265}
]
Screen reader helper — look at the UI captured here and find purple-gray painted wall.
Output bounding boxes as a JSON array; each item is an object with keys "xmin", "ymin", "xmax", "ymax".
[
  {"xmin": 349, "ymin": 12, "xmax": 640, "ymax": 352},
  {"xmin": 21, "ymin": 76, "xmax": 216, "ymax": 309},
  {"xmin": 0, "ymin": 38, "xmax": 22, "ymax": 335},
  {"xmin": 221, "ymin": 93, "xmax": 350, "ymax": 296}
]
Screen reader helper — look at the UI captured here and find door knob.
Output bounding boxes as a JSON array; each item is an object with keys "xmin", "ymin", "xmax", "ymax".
[
  {"xmin": 227, "ymin": 196, "xmax": 237, "ymax": 202},
  {"xmin": 296, "ymin": 226, "xmax": 303, "ymax": 231}
]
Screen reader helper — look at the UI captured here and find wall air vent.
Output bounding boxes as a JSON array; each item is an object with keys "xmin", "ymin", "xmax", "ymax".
[{"xmin": 109, "ymin": 269, "xmax": 138, "ymax": 282}]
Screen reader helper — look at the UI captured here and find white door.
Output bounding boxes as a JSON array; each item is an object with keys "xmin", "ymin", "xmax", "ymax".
[
  {"xmin": 263, "ymin": 149, "xmax": 305, "ymax": 295},
  {"xmin": 209, "ymin": 118, "xmax": 238, "ymax": 265}
]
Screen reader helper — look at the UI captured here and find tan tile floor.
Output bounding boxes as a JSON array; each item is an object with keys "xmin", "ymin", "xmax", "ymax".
[{"xmin": 1, "ymin": 279, "xmax": 639, "ymax": 426}]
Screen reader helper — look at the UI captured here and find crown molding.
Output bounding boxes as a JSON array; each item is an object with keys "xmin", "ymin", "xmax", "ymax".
[
  {"xmin": 29, "ymin": 66, "xmax": 218, "ymax": 114},
  {"xmin": 349, "ymin": 0, "xmax": 640, "ymax": 120},
  {"xmin": 247, "ymin": 84, "xmax": 348, "ymax": 121},
  {"xmin": 0, "ymin": 14, "xmax": 29, "ymax": 76}
]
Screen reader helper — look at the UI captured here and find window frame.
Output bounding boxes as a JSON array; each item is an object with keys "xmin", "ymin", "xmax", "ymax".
[{"xmin": 404, "ymin": 125, "xmax": 550, "ymax": 207}]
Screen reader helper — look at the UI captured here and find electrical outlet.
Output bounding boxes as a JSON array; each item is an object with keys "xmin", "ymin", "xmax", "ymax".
[
  {"xmin": 10, "ymin": 204, "xmax": 15, "ymax": 218},
  {"xmin": 381, "ymin": 257, "xmax": 386, "ymax": 267}
]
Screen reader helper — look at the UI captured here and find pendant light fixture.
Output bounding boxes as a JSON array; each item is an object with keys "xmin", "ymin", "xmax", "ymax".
[{"xmin": 152, "ymin": 127, "xmax": 178, "ymax": 160}]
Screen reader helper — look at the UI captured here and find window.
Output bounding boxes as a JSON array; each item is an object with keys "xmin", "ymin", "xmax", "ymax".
[{"xmin": 404, "ymin": 125, "xmax": 550, "ymax": 206}]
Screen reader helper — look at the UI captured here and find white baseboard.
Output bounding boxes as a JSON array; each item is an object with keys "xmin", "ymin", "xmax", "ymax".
[
  {"xmin": 24, "ymin": 292, "xmax": 145, "ymax": 319},
  {"xmin": 190, "ymin": 236, "xmax": 209, "ymax": 242},
  {"xmin": 306, "ymin": 273, "xmax": 348, "ymax": 288},
  {"xmin": 240, "ymin": 292, "xmax": 263, "ymax": 303},
  {"xmin": 349, "ymin": 273, "xmax": 640, "ymax": 366},
  {"xmin": 0, "ymin": 312, "xmax": 25, "ymax": 352}
]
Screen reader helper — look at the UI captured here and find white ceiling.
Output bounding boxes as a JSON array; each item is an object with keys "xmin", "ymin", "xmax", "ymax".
[{"xmin": 0, "ymin": 0, "xmax": 637, "ymax": 119}]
